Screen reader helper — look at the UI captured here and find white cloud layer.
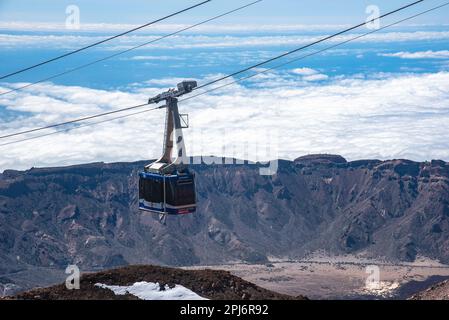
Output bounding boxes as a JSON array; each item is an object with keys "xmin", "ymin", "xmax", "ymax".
[
  {"xmin": 128, "ymin": 55, "xmax": 185, "ymax": 61},
  {"xmin": 1, "ymin": 71, "xmax": 449, "ymax": 171},
  {"xmin": 291, "ymin": 68, "xmax": 329, "ymax": 81},
  {"xmin": 379, "ymin": 50, "xmax": 449, "ymax": 59},
  {"xmin": 0, "ymin": 21, "xmax": 355, "ymax": 33},
  {"xmin": 2, "ymin": 31, "xmax": 449, "ymax": 50},
  {"xmin": 291, "ymin": 67, "xmax": 318, "ymax": 76}
]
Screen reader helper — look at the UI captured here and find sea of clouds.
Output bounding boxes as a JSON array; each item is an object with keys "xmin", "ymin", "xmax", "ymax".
[
  {"xmin": 1, "ymin": 68, "xmax": 449, "ymax": 171},
  {"xmin": 1, "ymin": 30, "xmax": 449, "ymax": 51}
]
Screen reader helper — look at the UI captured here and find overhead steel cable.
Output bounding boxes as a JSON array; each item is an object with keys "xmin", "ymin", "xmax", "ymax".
[
  {"xmin": 0, "ymin": 0, "xmax": 438, "ymax": 144},
  {"xmin": 0, "ymin": 1, "xmax": 262, "ymax": 139},
  {"xmin": 182, "ymin": 1, "xmax": 449, "ymax": 102},
  {"xmin": 0, "ymin": 102, "xmax": 153, "ymax": 140},
  {"xmin": 0, "ymin": 0, "xmax": 211, "ymax": 81},
  {"xmin": 0, "ymin": 0, "xmax": 262, "ymax": 97},
  {"xmin": 194, "ymin": 0, "xmax": 425, "ymax": 91},
  {"xmin": 0, "ymin": 106, "xmax": 161, "ymax": 147},
  {"xmin": 2, "ymin": 1, "xmax": 447, "ymax": 148}
]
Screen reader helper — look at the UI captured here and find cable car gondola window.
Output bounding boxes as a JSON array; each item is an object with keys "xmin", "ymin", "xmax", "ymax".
[
  {"xmin": 165, "ymin": 177, "xmax": 176, "ymax": 206},
  {"xmin": 174, "ymin": 180, "xmax": 195, "ymax": 206},
  {"xmin": 140, "ymin": 177, "xmax": 163, "ymax": 203}
]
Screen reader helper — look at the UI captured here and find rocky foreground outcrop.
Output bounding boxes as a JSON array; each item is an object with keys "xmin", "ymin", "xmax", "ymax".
[
  {"xmin": 410, "ymin": 279, "xmax": 449, "ymax": 300},
  {"xmin": 10, "ymin": 265, "xmax": 304, "ymax": 300}
]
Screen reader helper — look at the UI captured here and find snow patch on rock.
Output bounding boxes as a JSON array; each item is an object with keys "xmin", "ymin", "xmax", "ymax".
[{"xmin": 95, "ymin": 281, "xmax": 207, "ymax": 300}]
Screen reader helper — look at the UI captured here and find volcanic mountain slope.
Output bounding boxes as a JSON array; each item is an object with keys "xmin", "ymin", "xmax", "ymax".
[
  {"xmin": 10, "ymin": 265, "xmax": 303, "ymax": 300},
  {"xmin": 410, "ymin": 279, "xmax": 449, "ymax": 300},
  {"xmin": 0, "ymin": 155, "xmax": 449, "ymax": 291}
]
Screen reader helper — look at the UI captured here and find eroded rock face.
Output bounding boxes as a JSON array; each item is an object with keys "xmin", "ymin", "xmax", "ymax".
[{"xmin": 0, "ymin": 156, "xmax": 448, "ymax": 277}]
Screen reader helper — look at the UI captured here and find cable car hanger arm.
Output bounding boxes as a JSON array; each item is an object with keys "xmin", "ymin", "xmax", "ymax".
[{"xmin": 148, "ymin": 81, "xmax": 198, "ymax": 104}]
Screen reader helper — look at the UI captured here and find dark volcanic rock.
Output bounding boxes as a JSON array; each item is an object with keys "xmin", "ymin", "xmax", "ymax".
[
  {"xmin": 0, "ymin": 155, "xmax": 449, "ymax": 290},
  {"xmin": 410, "ymin": 278, "xmax": 449, "ymax": 300},
  {"xmin": 11, "ymin": 265, "xmax": 304, "ymax": 300},
  {"xmin": 295, "ymin": 154, "xmax": 347, "ymax": 165}
]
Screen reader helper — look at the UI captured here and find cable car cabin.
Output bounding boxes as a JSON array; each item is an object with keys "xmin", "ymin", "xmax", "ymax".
[
  {"xmin": 139, "ymin": 81, "xmax": 198, "ymax": 218},
  {"xmin": 138, "ymin": 171, "xmax": 196, "ymax": 215}
]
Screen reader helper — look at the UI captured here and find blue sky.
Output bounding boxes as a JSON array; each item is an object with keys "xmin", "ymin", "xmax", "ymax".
[
  {"xmin": 0, "ymin": 1, "xmax": 449, "ymax": 170},
  {"xmin": 1, "ymin": 0, "xmax": 448, "ymax": 25}
]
